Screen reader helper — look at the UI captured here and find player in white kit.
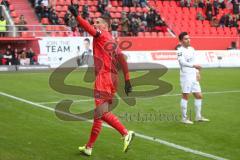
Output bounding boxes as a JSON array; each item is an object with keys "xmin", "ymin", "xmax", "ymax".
[{"xmin": 177, "ymin": 32, "xmax": 209, "ymax": 124}]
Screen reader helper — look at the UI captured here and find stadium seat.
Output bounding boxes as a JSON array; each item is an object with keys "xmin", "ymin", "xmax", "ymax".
[
  {"xmin": 151, "ymin": 32, "xmax": 158, "ymax": 37},
  {"xmin": 41, "ymin": 18, "xmax": 49, "ymax": 25},
  {"xmin": 21, "ymin": 32, "xmax": 33, "ymax": 37},
  {"xmin": 144, "ymin": 32, "xmax": 151, "ymax": 37},
  {"xmin": 138, "ymin": 32, "xmax": 144, "ymax": 37},
  {"xmin": 110, "ymin": 7, "xmax": 116, "ymax": 12},
  {"xmin": 116, "ymin": 7, "xmax": 122, "ymax": 12},
  {"xmin": 111, "ymin": 1, "xmax": 118, "ymax": 7},
  {"xmin": 62, "ymin": 5, "xmax": 68, "ymax": 12},
  {"xmin": 115, "ymin": 13, "xmax": 121, "ymax": 18},
  {"xmin": 10, "ymin": 11, "xmax": 18, "ymax": 18},
  {"xmin": 123, "ymin": 7, "xmax": 129, "ymax": 12},
  {"xmin": 9, "ymin": 5, "xmax": 14, "ymax": 11}
]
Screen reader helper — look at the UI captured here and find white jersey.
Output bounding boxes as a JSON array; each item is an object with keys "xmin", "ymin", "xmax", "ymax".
[{"xmin": 177, "ymin": 46, "xmax": 198, "ymax": 82}]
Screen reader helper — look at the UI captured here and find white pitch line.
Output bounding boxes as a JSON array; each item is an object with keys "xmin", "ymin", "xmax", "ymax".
[
  {"xmin": 0, "ymin": 91, "xmax": 229, "ymax": 160},
  {"xmin": 37, "ymin": 90, "xmax": 240, "ymax": 105}
]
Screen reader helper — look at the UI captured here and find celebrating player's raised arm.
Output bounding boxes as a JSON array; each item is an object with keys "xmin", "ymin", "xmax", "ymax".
[{"xmin": 68, "ymin": 5, "xmax": 99, "ymax": 37}]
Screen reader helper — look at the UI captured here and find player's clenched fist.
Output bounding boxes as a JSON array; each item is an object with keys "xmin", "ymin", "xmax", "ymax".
[
  {"xmin": 68, "ymin": 5, "xmax": 78, "ymax": 17},
  {"xmin": 125, "ymin": 80, "xmax": 132, "ymax": 96}
]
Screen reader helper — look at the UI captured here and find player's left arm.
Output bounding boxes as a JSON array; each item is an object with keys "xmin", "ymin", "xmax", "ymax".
[
  {"xmin": 196, "ymin": 69, "xmax": 201, "ymax": 81},
  {"xmin": 116, "ymin": 50, "xmax": 132, "ymax": 96}
]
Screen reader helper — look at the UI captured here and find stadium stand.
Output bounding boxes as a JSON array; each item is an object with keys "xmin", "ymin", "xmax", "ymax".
[{"xmin": 1, "ymin": 0, "xmax": 239, "ymax": 37}]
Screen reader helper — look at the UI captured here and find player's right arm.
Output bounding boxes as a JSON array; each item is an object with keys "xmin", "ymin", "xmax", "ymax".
[
  {"xmin": 177, "ymin": 50, "xmax": 201, "ymax": 69},
  {"xmin": 68, "ymin": 5, "xmax": 100, "ymax": 37}
]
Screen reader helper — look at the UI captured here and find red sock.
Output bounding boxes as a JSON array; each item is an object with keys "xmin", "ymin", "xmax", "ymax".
[
  {"xmin": 101, "ymin": 112, "xmax": 128, "ymax": 136},
  {"xmin": 86, "ymin": 118, "xmax": 102, "ymax": 148}
]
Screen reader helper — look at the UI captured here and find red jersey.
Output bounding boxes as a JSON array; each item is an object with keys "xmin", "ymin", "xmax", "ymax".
[{"xmin": 76, "ymin": 16, "xmax": 130, "ymax": 106}]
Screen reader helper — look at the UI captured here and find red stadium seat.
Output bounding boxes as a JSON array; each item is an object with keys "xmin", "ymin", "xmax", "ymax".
[
  {"xmin": 138, "ymin": 32, "xmax": 144, "ymax": 37},
  {"xmin": 115, "ymin": 13, "xmax": 121, "ymax": 18},
  {"xmin": 123, "ymin": 7, "xmax": 129, "ymax": 12},
  {"xmin": 151, "ymin": 32, "xmax": 158, "ymax": 37},
  {"xmin": 116, "ymin": 7, "xmax": 122, "ymax": 12},
  {"xmin": 130, "ymin": 7, "xmax": 136, "ymax": 12},
  {"xmin": 58, "ymin": 12, "xmax": 65, "ymax": 18},
  {"xmin": 110, "ymin": 7, "xmax": 116, "ymax": 12},
  {"xmin": 10, "ymin": 11, "xmax": 18, "ymax": 18},
  {"xmin": 95, "ymin": 12, "xmax": 101, "ymax": 18},
  {"xmin": 231, "ymin": 27, "xmax": 238, "ymax": 36},
  {"xmin": 144, "ymin": 32, "xmax": 151, "ymax": 37},
  {"xmin": 41, "ymin": 18, "xmax": 49, "ymax": 25},
  {"xmin": 56, "ymin": 5, "xmax": 62, "ymax": 12},
  {"xmin": 111, "ymin": 1, "xmax": 118, "ymax": 7},
  {"xmin": 62, "ymin": 5, "xmax": 68, "ymax": 12},
  {"xmin": 58, "ymin": 0, "xmax": 65, "ymax": 6},
  {"xmin": 89, "ymin": 6, "xmax": 97, "ymax": 12},
  {"xmin": 9, "ymin": 5, "xmax": 14, "ymax": 11},
  {"xmin": 21, "ymin": 32, "xmax": 33, "ymax": 37}
]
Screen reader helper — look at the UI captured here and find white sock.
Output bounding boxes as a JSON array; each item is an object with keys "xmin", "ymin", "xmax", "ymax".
[
  {"xmin": 195, "ymin": 99, "xmax": 202, "ymax": 119},
  {"xmin": 181, "ymin": 99, "xmax": 188, "ymax": 120}
]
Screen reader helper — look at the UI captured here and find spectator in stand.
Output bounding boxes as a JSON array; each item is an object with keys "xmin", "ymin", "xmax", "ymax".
[
  {"xmin": 206, "ymin": 0, "xmax": 213, "ymax": 14},
  {"xmin": 139, "ymin": 21, "xmax": 146, "ymax": 32},
  {"xmin": 12, "ymin": 48, "xmax": 20, "ymax": 65},
  {"xmin": 180, "ymin": 0, "xmax": 191, "ymax": 7},
  {"xmin": 146, "ymin": 9, "xmax": 156, "ymax": 31},
  {"xmin": 219, "ymin": 0, "xmax": 226, "ymax": 9},
  {"xmin": 140, "ymin": 12, "xmax": 147, "ymax": 25},
  {"xmin": 154, "ymin": 15, "xmax": 167, "ymax": 35},
  {"xmin": 210, "ymin": 17, "xmax": 220, "ymax": 27},
  {"xmin": 19, "ymin": 48, "xmax": 29, "ymax": 65},
  {"xmin": 198, "ymin": 0, "xmax": 205, "ymax": 8},
  {"xmin": 41, "ymin": 6, "xmax": 50, "ymax": 19},
  {"xmin": 140, "ymin": 0, "xmax": 147, "ymax": 7},
  {"xmin": 102, "ymin": 9, "xmax": 111, "ymax": 19},
  {"xmin": 17, "ymin": 15, "xmax": 28, "ymax": 31},
  {"xmin": 232, "ymin": 17, "xmax": 239, "ymax": 28},
  {"xmin": 6, "ymin": 45, "xmax": 12, "ymax": 53},
  {"xmin": 64, "ymin": 11, "xmax": 71, "ymax": 25},
  {"xmin": 49, "ymin": 9, "xmax": 59, "ymax": 25},
  {"xmin": 68, "ymin": 15, "xmax": 77, "ymax": 30},
  {"xmin": 123, "ymin": 0, "xmax": 129, "ymax": 7},
  {"xmin": 213, "ymin": 0, "xmax": 219, "ymax": 16},
  {"xmin": 4, "ymin": 50, "xmax": 12, "ymax": 65},
  {"xmin": 97, "ymin": 0, "xmax": 105, "ymax": 14},
  {"xmin": 26, "ymin": 48, "xmax": 35, "ymax": 65},
  {"xmin": 219, "ymin": 14, "xmax": 226, "ymax": 27},
  {"xmin": 35, "ymin": 2, "xmax": 45, "ymax": 21},
  {"xmin": 1, "ymin": 0, "xmax": 10, "ymax": 9},
  {"xmin": 121, "ymin": 12, "xmax": 129, "ymax": 36},
  {"xmin": 132, "ymin": 0, "xmax": 139, "ymax": 7},
  {"xmin": 233, "ymin": 1, "xmax": 239, "ymax": 15},
  {"xmin": 226, "ymin": 0, "xmax": 233, "ymax": 9},
  {"xmin": 206, "ymin": 11, "xmax": 213, "ymax": 21},
  {"xmin": 225, "ymin": 14, "xmax": 231, "ymax": 27},
  {"xmin": 102, "ymin": 0, "xmax": 109, "ymax": 8},
  {"xmin": 111, "ymin": 19, "xmax": 119, "ymax": 38},
  {"xmin": 196, "ymin": 12, "xmax": 205, "ymax": 20},
  {"xmin": 0, "ymin": 16, "xmax": 7, "ymax": 37},
  {"xmin": 82, "ymin": 4, "xmax": 89, "ymax": 19},
  {"xmin": 129, "ymin": 17, "xmax": 139, "ymax": 36}
]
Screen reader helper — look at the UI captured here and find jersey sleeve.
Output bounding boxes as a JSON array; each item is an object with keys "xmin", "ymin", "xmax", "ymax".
[
  {"xmin": 116, "ymin": 49, "xmax": 130, "ymax": 81},
  {"xmin": 76, "ymin": 16, "xmax": 101, "ymax": 37},
  {"xmin": 177, "ymin": 50, "xmax": 194, "ymax": 68}
]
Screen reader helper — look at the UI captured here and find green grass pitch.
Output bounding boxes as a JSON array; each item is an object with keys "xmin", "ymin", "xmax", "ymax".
[{"xmin": 0, "ymin": 68, "xmax": 240, "ymax": 160}]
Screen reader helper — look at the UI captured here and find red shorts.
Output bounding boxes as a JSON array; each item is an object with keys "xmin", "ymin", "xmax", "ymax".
[{"xmin": 94, "ymin": 72, "xmax": 118, "ymax": 107}]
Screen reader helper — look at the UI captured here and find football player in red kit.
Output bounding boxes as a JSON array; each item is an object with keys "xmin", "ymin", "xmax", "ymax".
[{"xmin": 68, "ymin": 4, "xmax": 135, "ymax": 156}]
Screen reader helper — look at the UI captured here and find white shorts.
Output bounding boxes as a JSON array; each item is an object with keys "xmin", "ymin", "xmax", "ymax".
[{"xmin": 180, "ymin": 80, "xmax": 201, "ymax": 93}]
